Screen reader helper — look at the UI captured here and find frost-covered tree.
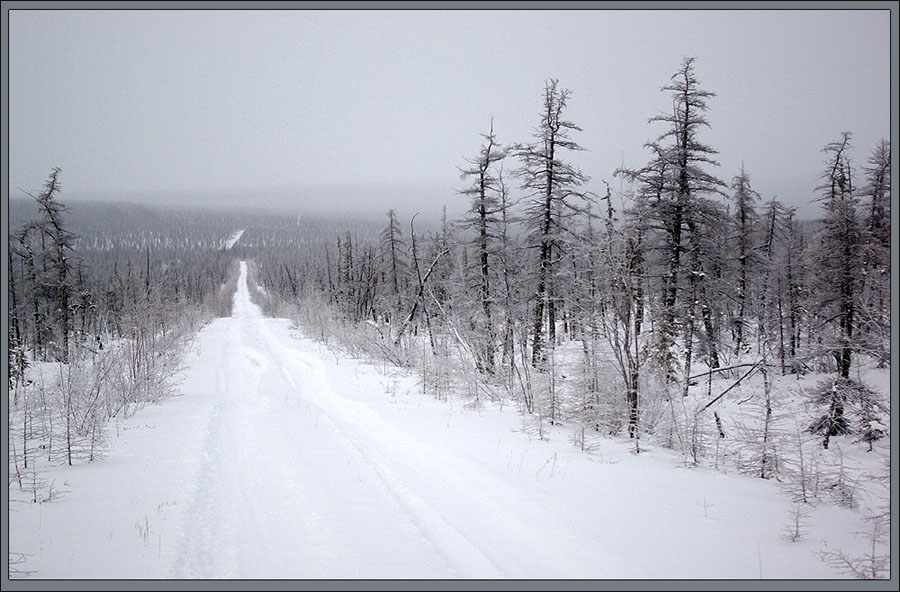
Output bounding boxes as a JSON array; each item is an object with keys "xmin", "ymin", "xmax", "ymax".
[
  {"xmin": 515, "ymin": 79, "xmax": 592, "ymax": 368},
  {"xmin": 862, "ymin": 139, "xmax": 890, "ymax": 255},
  {"xmin": 619, "ymin": 57, "xmax": 726, "ymax": 381},
  {"xmin": 380, "ymin": 209, "xmax": 407, "ymax": 317},
  {"xmin": 18, "ymin": 168, "xmax": 76, "ymax": 363},
  {"xmin": 858, "ymin": 139, "xmax": 891, "ymax": 366},
  {"xmin": 650, "ymin": 57, "xmax": 726, "ymax": 328},
  {"xmin": 458, "ymin": 121, "xmax": 509, "ymax": 374},
  {"xmin": 781, "ymin": 211, "xmax": 807, "ymax": 374},
  {"xmin": 815, "ymin": 132, "xmax": 861, "ymax": 380},
  {"xmin": 599, "ymin": 195, "xmax": 646, "ymax": 442},
  {"xmin": 807, "ymin": 133, "xmax": 864, "ymax": 448},
  {"xmin": 729, "ymin": 166, "xmax": 760, "ymax": 354}
]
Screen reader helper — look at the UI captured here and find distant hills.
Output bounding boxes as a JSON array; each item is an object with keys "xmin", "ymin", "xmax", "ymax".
[{"xmin": 19, "ymin": 182, "xmax": 466, "ymax": 222}]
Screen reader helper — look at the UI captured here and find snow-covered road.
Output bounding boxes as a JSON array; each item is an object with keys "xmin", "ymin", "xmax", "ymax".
[
  {"xmin": 10, "ymin": 260, "xmax": 865, "ymax": 579},
  {"xmin": 170, "ymin": 262, "xmax": 604, "ymax": 578}
]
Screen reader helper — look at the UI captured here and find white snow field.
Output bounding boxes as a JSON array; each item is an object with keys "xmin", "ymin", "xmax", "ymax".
[
  {"xmin": 8, "ymin": 261, "xmax": 880, "ymax": 579},
  {"xmin": 223, "ymin": 229, "xmax": 244, "ymax": 250}
]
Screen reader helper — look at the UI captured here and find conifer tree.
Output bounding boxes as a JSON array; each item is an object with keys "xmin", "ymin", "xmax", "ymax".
[
  {"xmin": 515, "ymin": 79, "xmax": 591, "ymax": 368},
  {"xmin": 458, "ymin": 121, "xmax": 508, "ymax": 374}
]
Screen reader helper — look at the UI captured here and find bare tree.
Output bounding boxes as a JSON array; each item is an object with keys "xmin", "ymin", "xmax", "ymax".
[
  {"xmin": 619, "ymin": 57, "xmax": 726, "ymax": 381},
  {"xmin": 380, "ymin": 209, "xmax": 406, "ymax": 317},
  {"xmin": 20, "ymin": 168, "xmax": 76, "ymax": 363},
  {"xmin": 859, "ymin": 139, "xmax": 890, "ymax": 366},
  {"xmin": 805, "ymin": 133, "xmax": 864, "ymax": 448},
  {"xmin": 599, "ymin": 194, "xmax": 646, "ymax": 443},
  {"xmin": 729, "ymin": 166, "xmax": 760, "ymax": 354},
  {"xmin": 815, "ymin": 132, "xmax": 860, "ymax": 380},
  {"xmin": 458, "ymin": 120, "xmax": 509, "ymax": 374},
  {"xmin": 515, "ymin": 79, "xmax": 592, "ymax": 368},
  {"xmin": 650, "ymin": 58, "xmax": 726, "ymax": 334}
]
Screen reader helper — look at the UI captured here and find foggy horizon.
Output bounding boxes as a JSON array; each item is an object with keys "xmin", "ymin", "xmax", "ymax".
[
  {"xmin": 8, "ymin": 180, "xmax": 467, "ymax": 222},
  {"xmin": 8, "ymin": 9, "xmax": 892, "ymax": 220}
]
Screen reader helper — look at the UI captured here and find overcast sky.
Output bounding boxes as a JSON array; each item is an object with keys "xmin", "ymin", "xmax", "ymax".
[{"xmin": 8, "ymin": 9, "xmax": 892, "ymax": 218}]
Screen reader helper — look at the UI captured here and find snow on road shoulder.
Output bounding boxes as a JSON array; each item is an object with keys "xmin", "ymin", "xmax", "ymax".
[
  {"xmin": 8, "ymin": 318, "xmax": 234, "ymax": 579},
  {"xmin": 283, "ymin": 332, "xmax": 878, "ymax": 579}
]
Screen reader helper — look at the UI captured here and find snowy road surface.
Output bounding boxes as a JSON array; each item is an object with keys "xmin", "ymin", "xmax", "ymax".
[
  {"xmin": 9, "ymin": 261, "xmax": 859, "ymax": 579},
  {"xmin": 170, "ymin": 262, "xmax": 603, "ymax": 578},
  {"xmin": 170, "ymin": 262, "xmax": 574, "ymax": 578}
]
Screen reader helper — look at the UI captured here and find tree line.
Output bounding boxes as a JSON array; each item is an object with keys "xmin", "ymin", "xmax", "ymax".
[
  {"xmin": 8, "ymin": 190, "xmax": 235, "ymax": 494},
  {"xmin": 252, "ymin": 57, "xmax": 890, "ymax": 456}
]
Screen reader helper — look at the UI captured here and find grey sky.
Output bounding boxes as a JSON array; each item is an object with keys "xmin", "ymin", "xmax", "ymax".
[{"xmin": 8, "ymin": 9, "xmax": 892, "ymax": 218}]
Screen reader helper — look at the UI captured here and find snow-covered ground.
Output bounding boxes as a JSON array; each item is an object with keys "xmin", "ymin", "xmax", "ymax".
[
  {"xmin": 223, "ymin": 229, "xmax": 244, "ymax": 250},
  {"xmin": 7, "ymin": 261, "xmax": 884, "ymax": 579}
]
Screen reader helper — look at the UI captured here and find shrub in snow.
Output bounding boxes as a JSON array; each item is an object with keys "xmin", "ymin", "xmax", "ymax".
[
  {"xmin": 858, "ymin": 419, "xmax": 886, "ymax": 452},
  {"xmin": 806, "ymin": 377, "xmax": 880, "ymax": 449},
  {"xmin": 818, "ymin": 511, "xmax": 890, "ymax": 579},
  {"xmin": 782, "ymin": 501, "xmax": 810, "ymax": 542}
]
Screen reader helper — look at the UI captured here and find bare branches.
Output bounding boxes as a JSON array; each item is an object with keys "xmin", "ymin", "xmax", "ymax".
[{"xmin": 393, "ymin": 239, "xmax": 451, "ymax": 346}]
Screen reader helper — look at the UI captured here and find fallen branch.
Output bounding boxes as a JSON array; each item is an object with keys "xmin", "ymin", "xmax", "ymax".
[
  {"xmin": 689, "ymin": 362, "xmax": 771, "ymax": 382},
  {"xmin": 697, "ymin": 359, "xmax": 764, "ymax": 414},
  {"xmin": 393, "ymin": 245, "xmax": 451, "ymax": 346}
]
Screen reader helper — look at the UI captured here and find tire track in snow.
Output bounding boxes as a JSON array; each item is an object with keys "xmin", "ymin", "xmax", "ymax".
[
  {"xmin": 172, "ymin": 261, "xmax": 607, "ymax": 578},
  {"xmin": 171, "ymin": 262, "xmax": 458, "ymax": 578},
  {"xmin": 170, "ymin": 324, "xmax": 238, "ymax": 577},
  {"xmin": 244, "ymin": 266, "xmax": 602, "ymax": 578},
  {"xmin": 253, "ymin": 328, "xmax": 505, "ymax": 577},
  {"xmin": 172, "ymin": 298, "xmax": 343, "ymax": 577}
]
